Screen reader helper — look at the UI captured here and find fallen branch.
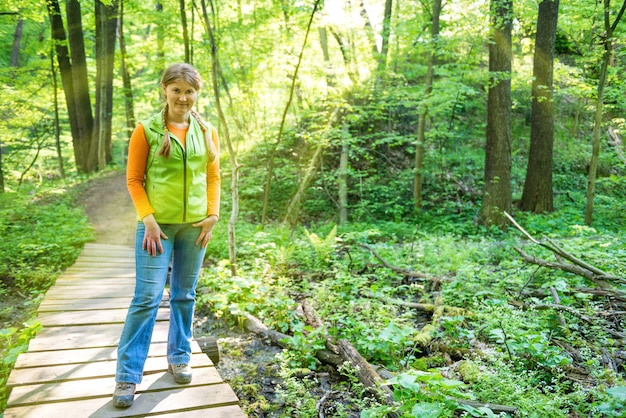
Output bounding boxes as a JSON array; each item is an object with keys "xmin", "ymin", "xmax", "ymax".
[
  {"xmin": 532, "ymin": 303, "xmax": 626, "ymax": 340},
  {"xmin": 505, "ymin": 211, "xmax": 624, "ymax": 289},
  {"xmin": 362, "ymin": 290, "xmax": 472, "ymax": 317},
  {"xmin": 359, "ymin": 243, "xmax": 438, "ymax": 281}
]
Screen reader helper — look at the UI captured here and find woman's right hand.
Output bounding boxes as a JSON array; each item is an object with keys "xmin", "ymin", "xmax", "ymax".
[{"xmin": 142, "ymin": 214, "xmax": 168, "ymax": 256}]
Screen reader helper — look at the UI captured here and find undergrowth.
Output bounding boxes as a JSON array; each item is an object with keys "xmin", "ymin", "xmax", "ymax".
[
  {"xmin": 0, "ymin": 186, "xmax": 93, "ymax": 411},
  {"xmin": 198, "ymin": 205, "xmax": 626, "ymax": 417}
]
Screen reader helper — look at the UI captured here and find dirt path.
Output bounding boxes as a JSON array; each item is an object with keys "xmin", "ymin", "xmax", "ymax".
[{"xmin": 79, "ymin": 171, "xmax": 136, "ymax": 247}]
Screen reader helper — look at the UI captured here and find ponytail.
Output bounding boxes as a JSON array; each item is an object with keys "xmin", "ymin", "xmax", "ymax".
[
  {"xmin": 157, "ymin": 105, "xmax": 173, "ymax": 157},
  {"xmin": 190, "ymin": 109, "xmax": 218, "ymax": 162}
]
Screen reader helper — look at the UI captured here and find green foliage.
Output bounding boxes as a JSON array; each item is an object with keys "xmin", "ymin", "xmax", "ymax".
[
  {"xmin": 0, "ymin": 185, "xmax": 92, "ymax": 412},
  {"xmin": 382, "ymin": 371, "xmax": 475, "ymax": 418},
  {"xmin": 0, "ymin": 191, "xmax": 93, "ymax": 294},
  {"xmin": 596, "ymin": 386, "xmax": 626, "ymax": 417},
  {"xmin": 0, "ymin": 322, "xmax": 42, "ymax": 409}
]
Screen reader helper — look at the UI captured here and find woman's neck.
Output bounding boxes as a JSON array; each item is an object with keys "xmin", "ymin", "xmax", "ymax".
[{"xmin": 167, "ymin": 112, "xmax": 191, "ymax": 128}]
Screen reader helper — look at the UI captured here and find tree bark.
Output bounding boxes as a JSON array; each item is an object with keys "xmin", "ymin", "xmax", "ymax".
[
  {"xmin": 586, "ymin": 0, "xmax": 626, "ymax": 225},
  {"xmin": 47, "ymin": 0, "xmax": 80, "ymax": 165},
  {"xmin": 414, "ymin": 0, "xmax": 442, "ymax": 210},
  {"xmin": 10, "ymin": 19, "xmax": 24, "ymax": 67},
  {"xmin": 481, "ymin": 0, "xmax": 513, "ymax": 228},
  {"xmin": 118, "ymin": 0, "xmax": 136, "ymax": 162},
  {"xmin": 180, "ymin": 0, "xmax": 190, "ymax": 63},
  {"xmin": 94, "ymin": 0, "xmax": 119, "ymax": 171},
  {"xmin": 51, "ymin": 48, "xmax": 65, "ymax": 179},
  {"xmin": 66, "ymin": 0, "xmax": 95, "ymax": 173},
  {"xmin": 338, "ymin": 136, "xmax": 348, "ymax": 225},
  {"xmin": 520, "ymin": 0, "xmax": 559, "ymax": 213},
  {"xmin": 376, "ymin": 0, "xmax": 393, "ymax": 75}
]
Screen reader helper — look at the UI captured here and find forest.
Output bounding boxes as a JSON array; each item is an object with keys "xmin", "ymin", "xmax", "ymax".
[{"xmin": 1, "ymin": 0, "xmax": 626, "ymax": 416}]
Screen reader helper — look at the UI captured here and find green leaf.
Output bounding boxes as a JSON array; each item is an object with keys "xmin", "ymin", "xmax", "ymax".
[{"xmin": 412, "ymin": 401, "xmax": 444, "ymax": 417}]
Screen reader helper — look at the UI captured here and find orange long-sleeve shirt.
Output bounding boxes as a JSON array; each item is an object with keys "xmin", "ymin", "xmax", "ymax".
[{"xmin": 126, "ymin": 122, "xmax": 221, "ymax": 221}]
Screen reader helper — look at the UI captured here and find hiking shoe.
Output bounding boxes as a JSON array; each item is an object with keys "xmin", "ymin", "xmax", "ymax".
[
  {"xmin": 113, "ymin": 382, "xmax": 136, "ymax": 408},
  {"xmin": 168, "ymin": 363, "xmax": 192, "ymax": 384}
]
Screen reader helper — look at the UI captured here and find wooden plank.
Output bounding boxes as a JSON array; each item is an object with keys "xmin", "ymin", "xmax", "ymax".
[
  {"xmin": 156, "ymin": 405, "xmax": 247, "ymax": 418},
  {"xmin": 26, "ymin": 321, "xmax": 170, "ymax": 352},
  {"xmin": 38, "ymin": 298, "xmax": 133, "ymax": 311},
  {"xmin": 4, "ymin": 384, "xmax": 240, "ymax": 418},
  {"xmin": 44, "ymin": 286, "xmax": 138, "ymax": 299},
  {"xmin": 53, "ymin": 277, "xmax": 136, "ymax": 286},
  {"xmin": 12, "ymin": 341, "xmax": 204, "ymax": 369},
  {"xmin": 8, "ymin": 367, "xmax": 224, "ymax": 406},
  {"xmin": 8, "ymin": 353, "xmax": 212, "ymax": 387},
  {"xmin": 36, "ymin": 308, "xmax": 169, "ymax": 327}
]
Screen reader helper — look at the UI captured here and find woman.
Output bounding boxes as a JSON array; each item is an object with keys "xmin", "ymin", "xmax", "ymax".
[{"xmin": 113, "ymin": 63, "xmax": 220, "ymax": 408}]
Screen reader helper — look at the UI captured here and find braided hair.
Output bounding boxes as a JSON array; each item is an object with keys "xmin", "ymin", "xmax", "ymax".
[{"xmin": 156, "ymin": 63, "xmax": 217, "ymax": 162}]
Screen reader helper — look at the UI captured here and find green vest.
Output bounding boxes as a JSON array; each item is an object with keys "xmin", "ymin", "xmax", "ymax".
[{"xmin": 142, "ymin": 114, "xmax": 209, "ymax": 224}]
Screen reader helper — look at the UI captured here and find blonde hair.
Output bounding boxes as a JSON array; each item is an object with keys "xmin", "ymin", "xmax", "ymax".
[{"xmin": 157, "ymin": 63, "xmax": 217, "ymax": 162}]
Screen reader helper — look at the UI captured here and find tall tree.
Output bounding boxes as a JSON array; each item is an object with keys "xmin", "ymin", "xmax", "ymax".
[
  {"xmin": 585, "ymin": 0, "xmax": 626, "ymax": 224},
  {"xmin": 66, "ymin": 0, "xmax": 95, "ymax": 173},
  {"xmin": 94, "ymin": 0, "xmax": 119, "ymax": 170},
  {"xmin": 180, "ymin": 0, "xmax": 190, "ymax": 63},
  {"xmin": 118, "ymin": 0, "xmax": 136, "ymax": 157},
  {"xmin": 47, "ymin": 0, "xmax": 86, "ymax": 172},
  {"xmin": 10, "ymin": 18, "xmax": 23, "ymax": 67},
  {"xmin": 376, "ymin": 0, "xmax": 393, "ymax": 75},
  {"xmin": 520, "ymin": 0, "xmax": 560, "ymax": 213},
  {"xmin": 51, "ymin": 49, "xmax": 65, "ymax": 179},
  {"xmin": 481, "ymin": 0, "xmax": 513, "ymax": 227},
  {"xmin": 414, "ymin": 0, "xmax": 442, "ymax": 210}
]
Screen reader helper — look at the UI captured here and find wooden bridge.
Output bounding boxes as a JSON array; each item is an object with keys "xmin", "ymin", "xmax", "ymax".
[{"xmin": 4, "ymin": 243, "xmax": 246, "ymax": 418}]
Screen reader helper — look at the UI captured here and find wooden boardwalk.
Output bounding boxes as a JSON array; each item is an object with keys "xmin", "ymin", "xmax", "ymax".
[{"xmin": 4, "ymin": 243, "xmax": 245, "ymax": 418}]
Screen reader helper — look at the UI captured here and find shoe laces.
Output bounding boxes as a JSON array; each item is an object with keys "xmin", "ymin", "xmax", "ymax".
[{"xmin": 117, "ymin": 382, "xmax": 134, "ymax": 390}]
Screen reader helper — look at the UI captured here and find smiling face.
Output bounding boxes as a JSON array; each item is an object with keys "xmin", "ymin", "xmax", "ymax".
[{"xmin": 163, "ymin": 80, "xmax": 198, "ymax": 122}]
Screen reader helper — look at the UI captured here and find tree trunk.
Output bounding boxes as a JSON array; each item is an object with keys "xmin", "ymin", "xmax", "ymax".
[
  {"xmin": 481, "ymin": 0, "xmax": 513, "ymax": 228},
  {"xmin": 180, "ymin": 0, "xmax": 190, "ymax": 63},
  {"xmin": 201, "ymin": 0, "xmax": 241, "ymax": 276},
  {"xmin": 318, "ymin": 26, "xmax": 335, "ymax": 88},
  {"xmin": 520, "ymin": 0, "xmax": 559, "ymax": 213},
  {"xmin": 51, "ymin": 49, "xmax": 65, "ymax": 180},
  {"xmin": 338, "ymin": 135, "xmax": 348, "ymax": 225},
  {"xmin": 10, "ymin": 19, "xmax": 24, "ymax": 67},
  {"xmin": 66, "ymin": 0, "xmax": 95, "ymax": 173},
  {"xmin": 359, "ymin": 1, "xmax": 379, "ymax": 57},
  {"xmin": 414, "ymin": 0, "xmax": 442, "ymax": 210},
  {"xmin": 156, "ymin": 1, "xmax": 165, "ymax": 67},
  {"xmin": 586, "ymin": 0, "xmax": 626, "ymax": 225},
  {"xmin": 261, "ymin": 0, "xmax": 321, "ymax": 225},
  {"xmin": 47, "ymin": 0, "xmax": 80, "ymax": 165},
  {"xmin": 0, "ymin": 139, "xmax": 4, "ymax": 192},
  {"xmin": 94, "ymin": 0, "xmax": 119, "ymax": 171},
  {"xmin": 118, "ymin": 0, "xmax": 136, "ymax": 163},
  {"xmin": 376, "ymin": 0, "xmax": 393, "ymax": 75}
]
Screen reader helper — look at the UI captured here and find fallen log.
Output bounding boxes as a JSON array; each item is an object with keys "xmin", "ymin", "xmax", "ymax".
[
  {"xmin": 241, "ymin": 311, "xmax": 344, "ymax": 368},
  {"xmin": 298, "ymin": 299, "xmax": 397, "ymax": 407}
]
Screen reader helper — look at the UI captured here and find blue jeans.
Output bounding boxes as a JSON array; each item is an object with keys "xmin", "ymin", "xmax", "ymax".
[{"xmin": 116, "ymin": 222, "xmax": 206, "ymax": 384}]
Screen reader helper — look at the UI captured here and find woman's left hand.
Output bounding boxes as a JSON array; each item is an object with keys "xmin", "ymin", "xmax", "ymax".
[{"xmin": 192, "ymin": 215, "xmax": 219, "ymax": 247}]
